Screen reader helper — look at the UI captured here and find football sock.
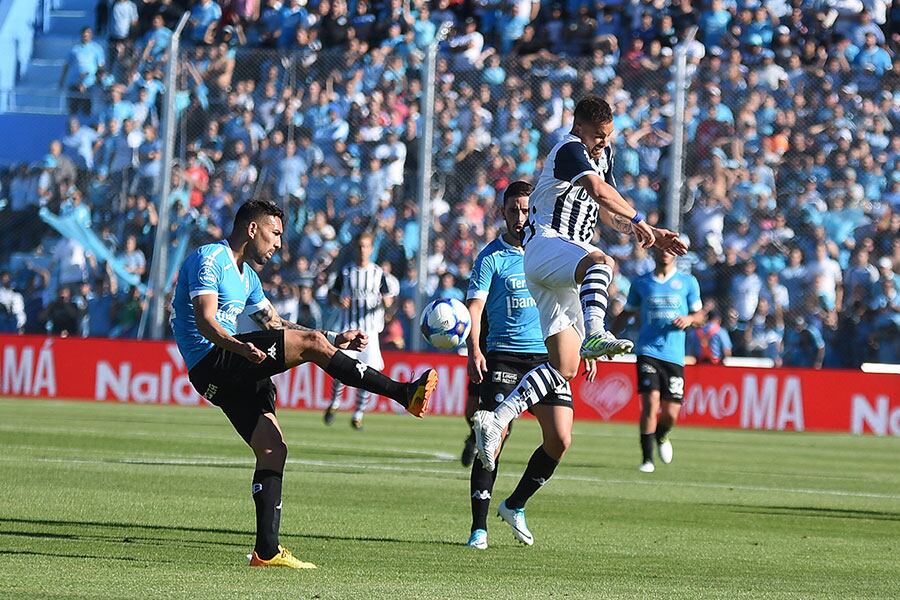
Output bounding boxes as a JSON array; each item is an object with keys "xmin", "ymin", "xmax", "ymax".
[
  {"xmin": 328, "ymin": 380, "xmax": 344, "ymax": 410},
  {"xmin": 580, "ymin": 263, "xmax": 613, "ymax": 337},
  {"xmin": 324, "ymin": 351, "xmax": 405, "ymax": 404},
  {"xmin": 354, "ymin": 390, "xmax": 372, "ymax": 415},
  {"xmin": 640, "ymin": 433, "xmax": 655, "ymax": 463},
  {"xmin": 505, "ymin": 446, "xmax": 558, "ymax": 510},
  {"xmin": 494, "ymin": 363, "xmax": 567, "ymax": 428},
  {"xmin": 655, "ymin": 421, "xmax": 673, "ymax": 443},
  {"xmin": 252, "ymin": 469, "xmax": 283, "ymax": 560},
  {"xmin": 470, "ymin": 458, "xmax": 500, "ymax": 532}
]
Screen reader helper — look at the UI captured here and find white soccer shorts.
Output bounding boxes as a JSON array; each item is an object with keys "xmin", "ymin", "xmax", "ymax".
[{"xmin": 523, "ymin": 229, "xmax": 601, "ymax": 341}]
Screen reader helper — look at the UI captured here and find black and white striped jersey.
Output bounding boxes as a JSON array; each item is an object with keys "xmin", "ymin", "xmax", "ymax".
[
  {"xmin": 524, "ymin": 134, "xmax": 615, "ymax": 244},
  {"xmin": 333, "ymin": 262, "xmax": 392, "ymax": 333}
]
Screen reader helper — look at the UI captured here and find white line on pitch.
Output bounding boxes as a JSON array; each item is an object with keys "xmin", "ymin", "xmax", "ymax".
[{"xmin": 15, "ymin": 455, "xmax": 900, "ymax": 501}]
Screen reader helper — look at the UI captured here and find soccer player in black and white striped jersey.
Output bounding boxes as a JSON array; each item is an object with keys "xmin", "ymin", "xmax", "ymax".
[
  {"xmin": 323, "ymin": 232, "xmax": 394, "ymax": 429},
  {"xmin": 473, "ymin": 96, "xmax": 688, "ymax": 471}
]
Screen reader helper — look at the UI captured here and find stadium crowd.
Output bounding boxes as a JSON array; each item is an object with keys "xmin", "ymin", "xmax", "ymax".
[{"xmin": 0, "ymin": 0, "xmax": 897, "ymax": 368}]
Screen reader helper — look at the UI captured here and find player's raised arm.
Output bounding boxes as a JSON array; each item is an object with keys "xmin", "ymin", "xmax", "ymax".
[
  {"xmin": 577, "ymin": 172, "xmax": 655, "ymax": 248},
  {"xmin": 598, "ymin": 207, "xmax": 688, "ymax": 256}
]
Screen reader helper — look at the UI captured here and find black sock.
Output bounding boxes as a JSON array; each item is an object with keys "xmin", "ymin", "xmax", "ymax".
[
  {"xmin": 470, "ymin": 459, "xmax": 499, "ymax": 532},
  {"xmin": 506, "ymin": 447, "xmax": 558, "ymax": 510},
  {"xmin": 655, "ymin": 422, "xmax": 673, "ymax": 443},
  {"xmin": 640, "ymin": 433, "xmax": 655, "ymax": 463},
  {"xmin": 324, "ymin": 350, "xmax": 406, "ymax": 403},
  {"xmin": 252, "ymin": 469, "xmax": 283, "ymax": 560}
]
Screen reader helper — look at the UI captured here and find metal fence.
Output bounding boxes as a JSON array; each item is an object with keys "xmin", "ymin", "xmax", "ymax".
[{"xmin": 0, "ymin": 17, "xmax": 896, "ymax": 368}]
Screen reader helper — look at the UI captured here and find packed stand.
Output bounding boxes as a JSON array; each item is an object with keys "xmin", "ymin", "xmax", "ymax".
[{"xmin": 0, "ymin": 0, "xmax": 896, "ymax": 367}]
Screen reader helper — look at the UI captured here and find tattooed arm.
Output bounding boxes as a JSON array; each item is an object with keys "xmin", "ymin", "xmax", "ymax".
[
  {"xmin": 248, "ymin": 300, "xmax": 369, "ymax": 351},
  {"xmin": 249, "ymin": 300, "xmax": 312, "ymax": 331},
  {"xmin": 600, "ymin": 208, "xmax": 635, "ymax": 233},
  {"xmin": 598, "ymin": 207, "xmax": 689, "ymax": 256}
]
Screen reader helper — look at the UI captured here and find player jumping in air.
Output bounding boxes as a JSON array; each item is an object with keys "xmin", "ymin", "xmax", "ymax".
[
  {"xmin": 612, "ymin": 246, "xmax": 704, "ymax": 472},
  {"xmin": 472, "ymin": 96, "xmax": 687, "ymax": 472},
  {"xmin": 465, "ymin": 181, "xmax": 576, "ymax": 548},
  {"xmin": 171, "ymin": 200, "xmax": 437, "ymax": 569}
]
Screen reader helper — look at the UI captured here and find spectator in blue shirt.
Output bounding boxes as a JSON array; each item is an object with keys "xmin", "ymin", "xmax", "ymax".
[
  {"xmin": 59, "ymin": 27, "xmax": 106, "ymax": 115},
  {"xmin": 189, "ymin": 0, "xmax": 222, "ymax": 44}
]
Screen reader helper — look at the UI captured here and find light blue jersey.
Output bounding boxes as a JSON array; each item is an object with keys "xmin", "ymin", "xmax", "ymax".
[
  {"xmin": 171, "ymin": 240, "xmax": 268, "ymax": 370},
  {"xmin": 625, "ymin": 271, "xmax": 702, "ymax": 366},
  {"xmin": 467, "ymin": 237, "xmax": 545, "ymax": 355}
]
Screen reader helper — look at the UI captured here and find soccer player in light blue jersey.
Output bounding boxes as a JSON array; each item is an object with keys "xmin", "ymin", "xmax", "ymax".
[
  {"xmin": 171, "ymin": 200, "xmax": 438, "ymax": 569},
  {"xmin": 464, "ymin": 181, "xmax": 576, "ymax": 549},
  {"xmin": 613, "ymin": 246, "xmax": 704, "ymax": 473}
]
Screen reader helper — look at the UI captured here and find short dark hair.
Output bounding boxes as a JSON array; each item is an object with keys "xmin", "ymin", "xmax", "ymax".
[
  {"xmin": 574, "ymin": 96, "xmax": 613, "ymax": 125},
  {"xmin": 233, "ymin": 200, "xmax": 284, "ymax": 232},
  {"xmin": 503, "ymin": 180, "xmax": 533, "ymax": 204}
]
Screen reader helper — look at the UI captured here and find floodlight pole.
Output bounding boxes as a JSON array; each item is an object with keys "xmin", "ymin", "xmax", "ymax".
[
  {"xmin": 667, "ymin": 26, "xmax": 697, "ymax": 233},
  {"xmin": 148, "ymin": 12, "xmax": 190, "ymax": 340},
  {"xmin": 413, "ymin": 22, "xmax": 452, "ymax": 351}
]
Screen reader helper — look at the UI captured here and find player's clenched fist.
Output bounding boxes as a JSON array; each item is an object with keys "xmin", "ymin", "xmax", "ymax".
[
  {"xmin": 335, "ymin": 330, "xmax": 368, "ymax": 351},
  {"xmin": 241, "ymin": 342, "xmax": 266, "ymax": 363}
]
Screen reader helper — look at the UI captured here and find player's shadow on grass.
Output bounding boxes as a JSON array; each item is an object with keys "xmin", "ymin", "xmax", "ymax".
[
  {"xmin": 0, "ymin": 516, "xmax": 460, "ymax": 548},
  {"xmin": 724, "ymin": 505, "xmax": 900, "ymax": 522}
]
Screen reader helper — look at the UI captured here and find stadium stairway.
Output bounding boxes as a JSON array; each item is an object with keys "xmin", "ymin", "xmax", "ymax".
[{"xmin": 11, "ymin": 0, "xmax": 99, "ymax": 115}]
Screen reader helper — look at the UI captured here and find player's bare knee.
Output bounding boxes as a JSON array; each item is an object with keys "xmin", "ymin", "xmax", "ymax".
[
  {"xmin": 288, "ymin": 329, "xmax": 330, "ymax": 361},
  {"xmin": 544, "ymin": 434, "xmax": 571, "ymax": 459},
  {"xmin": 557, "ymin": 364, "xmax": 579, "ymax": 381},
  {"xmin": 254, "ymin": 436, "xmax": 287, "ymax": 465}
]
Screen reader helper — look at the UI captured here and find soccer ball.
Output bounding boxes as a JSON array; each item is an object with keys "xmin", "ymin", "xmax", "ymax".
[{"xmin": 420, "ymin": 298, "xmax": 471, "ymax": 350}]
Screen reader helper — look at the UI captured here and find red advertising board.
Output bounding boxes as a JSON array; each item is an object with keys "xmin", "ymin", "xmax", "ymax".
[{"xmin": 0, "ymin": 335, "xmax": 897, "ymax": 435}]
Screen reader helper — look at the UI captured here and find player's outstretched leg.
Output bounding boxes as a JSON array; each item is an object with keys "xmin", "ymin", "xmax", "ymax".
[
  {"xmin": 324, "ymin": 380, "xmax": 343, "ymax": 425},
  {"xmin": 284, "ymin": 330, "xmax": 436, "ymax": 417},
  {"xmin": 577, "ymin": 255, "xmax": 633, "ymax": 359},
  {"xmin": 472, "ymin": 362, "xmax": 567, "ymax": 471},
  {"xmin": 247, "ymin": 414, "xmax": 316, "ymax": 569}
]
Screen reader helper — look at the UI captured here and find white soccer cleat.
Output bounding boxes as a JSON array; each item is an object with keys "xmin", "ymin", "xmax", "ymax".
[
  {"xmin": 472, "ymin": 410, "xmax": 502, "ymax": 472},
  {"xmin": 658, "ymin": 437, "xmax": 673, "ymax": 464},
  {"xmin": 466, "ymin": 529, "xmax": 488, "ymax": 550},
  {"xmin": 639, "ymin": 461, "xmax": 655, "ymax": 473},
  {"xmin": 580, "ymin": 331, "xmax": 634, "ymax": 360},
  {"xmin": 497, "ymin": 500, "xmax": 533, "ymax": 546}
]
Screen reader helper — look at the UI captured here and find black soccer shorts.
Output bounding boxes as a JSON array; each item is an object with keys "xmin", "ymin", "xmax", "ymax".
[
  {"xmin": 188, "ymin": 330, "xmax": 288, "ymax": 444},
  {"xmin": 636, "ymin": 355, "xmax": 685, "ymax": 403},
  {"xmin": 479, "ymin": 351, "xmax": 573, "ymax": 413}
]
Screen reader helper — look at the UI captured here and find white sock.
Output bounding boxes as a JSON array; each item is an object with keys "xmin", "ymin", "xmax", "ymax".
[{"xmin": 580, "ymin": 263, "xmax": 613, "ymax": 337}]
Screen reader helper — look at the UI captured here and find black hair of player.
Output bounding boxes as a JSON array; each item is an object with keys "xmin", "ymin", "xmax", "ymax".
[
  {"xmin": 233, "ymin": 200, "xmax": 285, "ymax": 233},
  {"xmin": 503, "ymin": 180, "xmax": 534, "ymax": 206},
  {"xmin": 573, "ymin": 96, "xmax": 613, "ymax": 126}
]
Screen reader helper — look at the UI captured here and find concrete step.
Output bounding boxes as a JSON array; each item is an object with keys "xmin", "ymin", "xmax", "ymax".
[
  {"xmin": 33, "ymin": 34, "xmax": 81, "ymax": 59},
  {"xmin": 18, "ymin": 63, "xmax": 65, "ymax": 86},
  {"xmin": 10, "ymin": 89, "xmax": 66, "ymax": 113},
  {"xmin": 49, "ymin": 10, "xmax": 92, "ymax": 35},
  {"xmin": 57, "ymin": 0, "xmax": 99, "ymax": 12}
]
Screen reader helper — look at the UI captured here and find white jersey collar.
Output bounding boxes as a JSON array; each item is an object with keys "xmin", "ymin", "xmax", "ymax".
[{"xmin": 222, "ymin": 239, "xmax": 244, "ymax": 277}]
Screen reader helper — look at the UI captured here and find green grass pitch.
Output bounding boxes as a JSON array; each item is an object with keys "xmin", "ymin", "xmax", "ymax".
[{"xmin": 0, "ymin": 397, "xmax": 898, "ymax": 599}]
